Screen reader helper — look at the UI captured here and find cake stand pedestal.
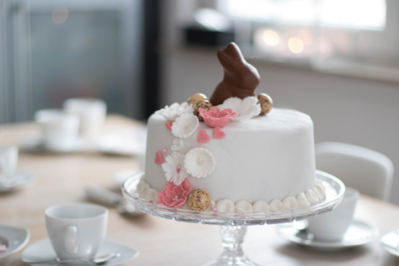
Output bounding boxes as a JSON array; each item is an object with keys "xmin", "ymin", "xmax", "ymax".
[{"xmin": 122, "ymin": 171, "xmax": 345, "ymax": 266}]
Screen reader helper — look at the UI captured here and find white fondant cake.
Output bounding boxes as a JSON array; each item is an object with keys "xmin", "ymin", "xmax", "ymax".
[{"xmin": 140, "ymin": 103, "xmax": 325, "ymax": 212}]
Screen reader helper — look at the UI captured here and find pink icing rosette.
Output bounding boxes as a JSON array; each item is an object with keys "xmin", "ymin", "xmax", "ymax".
[
  {"xmin": 156, "ymin": 179, "xmax": 192, "ymax": 208},
  {"xmin": 199, "ymin": 106, "xmax": 238, "ymax": 128}
]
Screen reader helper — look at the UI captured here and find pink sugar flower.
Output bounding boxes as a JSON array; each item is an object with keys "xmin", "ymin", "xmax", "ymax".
[
  {"xmin": 199, "ymin": 107, "xmax": 238, "ymax": 128},
  {"xmin": 156, "ymin": 179, "xmax": 192, "ymax": 208}
]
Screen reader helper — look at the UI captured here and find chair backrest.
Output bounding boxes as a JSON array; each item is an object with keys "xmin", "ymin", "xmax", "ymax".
[{"xmin": 315, "ymin": 142, "xmax": 394, "ymax": 201}]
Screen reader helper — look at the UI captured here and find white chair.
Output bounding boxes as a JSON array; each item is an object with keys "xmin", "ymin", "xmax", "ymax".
[{"xmin": 315, "ymin": 142, "xmax": 394, "ymax": 202}]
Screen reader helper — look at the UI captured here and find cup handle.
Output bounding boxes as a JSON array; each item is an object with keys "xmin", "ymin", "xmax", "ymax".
[{"xmin": 64, "ymin": 225, "xmax": 78, "ymax": 254}]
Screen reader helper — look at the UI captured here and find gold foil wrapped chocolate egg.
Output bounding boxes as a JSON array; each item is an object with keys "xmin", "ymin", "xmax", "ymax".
[
  {"xmin": 187, "ymin": 93, "xmax": 208, "ymax": 106},
  {"xmin": 257, "ymin": 93, "xmax": 273, "ymax": 115},
  {"xmin": 187, "ymin": 189, "xmax": 211, "ymax": 211},
  {"xmin": 194, "ymin": 100, "xmax": 212, "ymax": 121}
]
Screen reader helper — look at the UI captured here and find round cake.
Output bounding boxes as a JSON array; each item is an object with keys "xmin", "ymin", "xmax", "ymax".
[{"xmin": 137, "ymin": 43, "xmax": 326, "ymax": 213}]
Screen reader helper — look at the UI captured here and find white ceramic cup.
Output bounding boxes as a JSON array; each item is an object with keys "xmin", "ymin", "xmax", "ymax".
[
  {"xmin": 307, "ymin": 187, "xmax": 359, "ymax": 241},
  {"xmin": 63, "ymin": 98, "xmax": 107, "ymax": 138},
  {"xmin": 45, "ymin": 204, "xmax": 108, "ymax": 261},
  {"xmin": 35, "ymin": 109, "xmax": 80, "ymax": 151},
  {"xmin": 0, "ymin": 145, "xmax": 18, "ymax": 180}
]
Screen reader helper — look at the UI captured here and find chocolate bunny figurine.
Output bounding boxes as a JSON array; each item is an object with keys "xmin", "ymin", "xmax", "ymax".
[{"xmin": 210, "ymin": 43, "xmax": 260, "ymax": 106}]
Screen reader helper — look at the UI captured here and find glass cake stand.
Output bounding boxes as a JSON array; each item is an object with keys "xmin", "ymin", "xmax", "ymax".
[{"xmin": 122, "ymin": 171, "xmax": 345, "ymax": 266}]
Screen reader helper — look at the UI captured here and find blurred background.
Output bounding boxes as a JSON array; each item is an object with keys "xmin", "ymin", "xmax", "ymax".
[{"xmin": 0, "ymin": 0, "xmax": 398, "ymax": 202}]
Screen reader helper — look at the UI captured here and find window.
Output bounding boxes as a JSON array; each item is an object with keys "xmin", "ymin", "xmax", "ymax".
[{"xmin": 220, "ymin": 0, "xmax": 386, "ymax": 30}]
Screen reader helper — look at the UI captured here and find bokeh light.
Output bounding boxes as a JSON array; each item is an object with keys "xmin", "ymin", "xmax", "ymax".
[
  {"xmin": 263, "ymin": 30, "xmax": 280, "ymax": 46},
  {"xmin": 288, "ymin": 37, "xmax": 304, "ymax": 54},
  {"xmin": 52, "ymin": 7, "xmax": 68, "ymax": 24}
]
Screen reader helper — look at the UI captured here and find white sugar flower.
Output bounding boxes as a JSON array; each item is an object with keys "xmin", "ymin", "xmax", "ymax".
[
  {"xmin": 171, "ymin": 138, "xmax": 183, "ymax": 151},
  {"xmin": 162, "ymin": 152, "xmax": 188, "ymax": 185},
  {"xmin": 155, "ymin": 102, "xmax": 194, "ymax": 121},
  {"xmin": 171, "ymin": 114, "xmax": 199, "ymax": 139},
  {"xmin": 184, "ymin": 148, "xmax": 215, "ymax": 178},
  {"xmin": 218, "ymin": 96, "xmax": 261, "ymax": 122}
]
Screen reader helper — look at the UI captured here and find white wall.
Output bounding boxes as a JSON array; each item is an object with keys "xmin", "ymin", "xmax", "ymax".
[{"xmin": 161, "ymin": 49, "xmax": 399, "ymax": 204}]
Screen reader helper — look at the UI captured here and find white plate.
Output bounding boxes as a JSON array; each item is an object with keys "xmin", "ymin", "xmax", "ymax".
[
  {"xmin": 0, "ymin": 171, "xmax": 36, "ymax": 192},
  {"xmin": 380, "ymin": 229, "xmax": 399, "ymax": 257},
  {"xmin": 21, "ymin": 137, "xmax": 88, "ymax": 154},
  {"xmin": 276, "ymin": 220, "xmax": 379, "ymax": 250},
  {"xmin": 96, "ymin": 127, "xmax": 146, "ymax": 156},
  {"xmin": 0, "ymin": 225, "xmax": 30, "ymax": 259},
  {"xmin": 22, "ymin": 238, "xmax": 139, "ymax": 266}
]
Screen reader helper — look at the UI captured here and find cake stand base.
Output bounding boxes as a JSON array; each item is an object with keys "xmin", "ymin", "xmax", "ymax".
[
  {"xmin": 122, "ymin": 171, "xmax": 345, "ymax": 266},
  {"xmin": 202, "ymin": 226, "xmax": 260, "ymax": 266}
]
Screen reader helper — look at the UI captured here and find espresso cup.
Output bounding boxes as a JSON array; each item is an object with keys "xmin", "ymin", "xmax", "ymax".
[
  {"xmin": 0, "ymin": 145, "xmax": 18, "ymax": 180},
  {"xmin": 63, "ymin": 98, "xmax": 107, "ymax": 138},
  {"xmin": 307, "ymin": 187, "xmax": 359, "ymax": 241},
  {"xmin": 45, "ymin": 204, "xmax": 108, "ymax": 261},
  {"xmin": 35, "ymin": 109, "xmax": 80, "ymax": 151}
]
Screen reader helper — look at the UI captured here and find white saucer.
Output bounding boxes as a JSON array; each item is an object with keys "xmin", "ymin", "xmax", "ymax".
[
  {"xmin": 21, "ymin": 137, "xmax": 88, "ymax": 154},
  {"xmin": 22, "ymin": 238, "xmax": 139, "ymax": 266},
  {"xmin": 276, "ymin": 220, "xmax": 379, "ymax": 250},
  {"xmin": 0, "ymin": 171, "xmax": 36, "ymax": 192},
  {"xmin": 380, "ymin": 229, "xmax": 399, "ymax": 257},
  {"xmin": 113, "ymin": 170, "xmax": 140, "ymax": 187},
  {"xmin": 0, "ymin": 225, "xmax": 30, "ymax": 259}
]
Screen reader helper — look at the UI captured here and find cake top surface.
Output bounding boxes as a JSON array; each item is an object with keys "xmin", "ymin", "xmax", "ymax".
[{"xmin": 150, "ymin": 108, "xmax": 312, "ymax": 133}]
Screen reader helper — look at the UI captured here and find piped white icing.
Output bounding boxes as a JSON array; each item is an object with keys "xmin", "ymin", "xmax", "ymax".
[
  {"xmin": 306, "ymin": 189, "xmax": 319, "ymax": 205},
  {"xmin": 218, "ymin": 97, "xmax": 261, "ymax": 122},
  {"xmin": 296, "ymin": 192, "xmax": 311, "ymax": 208},
  {"xmin": 235, "ymin": 200, "xmax": 253, "ymax": 213},
  {"xmin": 155, "ymin": 102, "xmax": 193, "ymax": 121},
  {"xmin": 269, "ymin": 199, "xmax": 284, "ymax": 211},
  {"xmin": 171, "ymin": 113, "xmax": 199, "ymax": 139},
  {"xmin": 184, "ymin": 148, "xmax": 215, "ymax": 178},
  {"xmin": 283, "ymin": 196, "xmax": 299, "ymax": 210},
  {"xmin": 137, "ymin": 178, "xmax": 150, "ymax": 197},
  {"xmin": 162, "ymin": 152, "xmax": 188, "ymax": 185},
  {"xmin": 313, "ymin": 187, "xmax": 324, "ymax": 200},
  {"xmin": 253, "ymin": 200, "xmax": 270, "ymax": 212},
  {"xmin": 139, "ymin": 176, "xmax": 326, "ymax": 212},
  {"xmin": 145, "ymin": 188, "xmax": 159, "ymax": 203},
  {"xmin": 216, "ymin": 199, "xmax": 235, "ymax": 213},
  {"xmin": 316, "ymin": 180, "xmax": 326, "ymax": 193}
]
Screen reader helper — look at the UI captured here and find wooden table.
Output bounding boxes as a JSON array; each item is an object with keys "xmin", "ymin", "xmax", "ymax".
[{"xmin": 0, "ymin": 115, "xmax": 399, "ymax": 266}]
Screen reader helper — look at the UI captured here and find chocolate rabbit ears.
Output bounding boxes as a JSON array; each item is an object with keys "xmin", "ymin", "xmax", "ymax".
[{"xmin": 210, "ymin": 43, "xmax": 260, "ymax": 106}]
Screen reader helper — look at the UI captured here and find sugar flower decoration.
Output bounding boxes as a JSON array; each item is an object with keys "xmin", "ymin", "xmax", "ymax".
[
  {"xmin": 162, "ymin": 152, "xmax": 188, "ymax": 185},
  {"xmin": 156, "ymin": 179, "xmax": 192, "ymax": 208},
  {"xmin": 156, "ymin": 102, "xmax": 194, "ymax": 121},
  {"xmin": 171, "ymin": 138, "xmax": 183, "ymax": 151},
  {"xmin": 218, "ymin": 97, "xmax": 261, "ymax": 122},
  {"xmin": 199, "ymin": 106, "xmax": 238, "ymax": 128},
  {"xmin": 184, "ymin": 147, "xmax": 215, "ymax": 178},
  {"xmin": 171, "ymin": 113, "xmax": 199, "ymax": 139}
]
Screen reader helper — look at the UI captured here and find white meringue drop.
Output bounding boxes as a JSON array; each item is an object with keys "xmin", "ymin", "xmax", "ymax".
[
  {"xmin": 283, "ymin": 196, "xmax": 299, "ymax": 210},
  {"xmin": 145, "ymin": 188, "xmax": 158, "ymax": 203},
  {"xmin": 306, "ymin": 189, "xmax": 319, "ymax": 205},
  {"xmin": 253, "ymin": 200, "xmax": 270, "ymax": 212},
  {"xmin": 216, "ymin": 199, "xmax": 235, "ymax": 213},
  {"xmin": 235, "ymin": 200, "xmax": 253, "ymax": 213},
  {"xmin": 269, "ymin": 199, "xmax": 284, "ymax": 212},
  {"xmin": 296, "ymin": 192, "xmax": 310, "ymax": 208}
]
